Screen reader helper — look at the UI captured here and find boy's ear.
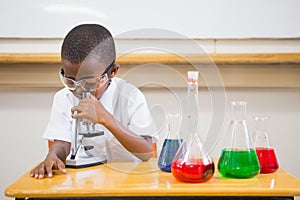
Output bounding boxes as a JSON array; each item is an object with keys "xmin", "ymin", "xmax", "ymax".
[{"xmin": 109, "ymin": 63, "xmax": 120, "ymax": 78}]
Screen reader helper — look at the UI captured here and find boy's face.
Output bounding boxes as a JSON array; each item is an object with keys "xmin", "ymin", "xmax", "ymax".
[{"xmin": 61, "ymin": 57, "xmax": 111, "ymax": 99}]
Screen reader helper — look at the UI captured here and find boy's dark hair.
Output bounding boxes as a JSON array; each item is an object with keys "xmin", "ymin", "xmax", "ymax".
[{"xmin": 61, "ymin": 24, "xmax": 115, "ymax": 67}]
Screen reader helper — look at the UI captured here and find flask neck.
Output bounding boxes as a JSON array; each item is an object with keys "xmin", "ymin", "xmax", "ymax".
[
  {"xmin": 167, "ymin": 113, "xmax": 181, "ymax": 140},
  {"xmin": 187, "ymin": 71, "xmax": 199, "ymax": 97},
  {"xmin": 187, "ymin": 71, "xmax": 199, "ymax": 141},
  {"xmin": 253, "ymin": 116, "xmax": 271, "ymax": 147},
  {"xmin": 231, "ymin": 101, "xmax": 247, "ymax": 121},
  {"xmin": 254, "ymin": 116, "xmax": 270, "ymax": 132}
]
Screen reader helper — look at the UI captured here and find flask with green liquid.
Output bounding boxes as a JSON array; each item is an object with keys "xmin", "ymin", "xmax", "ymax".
[{"xmin": 218, "ymin": 101, "xmax": 260, "ymax": 178}]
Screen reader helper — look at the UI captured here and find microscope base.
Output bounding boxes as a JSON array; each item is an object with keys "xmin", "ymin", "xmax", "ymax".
[{"xmin": 66, "ymin": 156, "xmax": 107, "ymax": 168}]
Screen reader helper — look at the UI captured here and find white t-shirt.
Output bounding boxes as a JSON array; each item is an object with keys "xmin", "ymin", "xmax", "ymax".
[{"xmin": 43, "ymin": 77, "xmax": 155, "ymax": 161}]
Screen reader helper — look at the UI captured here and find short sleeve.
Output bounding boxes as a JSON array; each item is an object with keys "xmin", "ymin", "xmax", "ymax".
[
  {"xmin": 43, "ymin": 89, "xmax": 74, "ymax": 143},
  {"xmin": 124, "ymin": 85, "xmax": 157, "ymax": 138}
]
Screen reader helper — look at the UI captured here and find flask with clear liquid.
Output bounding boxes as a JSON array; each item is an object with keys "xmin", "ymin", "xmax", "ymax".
[
  {"xmin": 171, "ymin": 71, "xmax": 215, "ymax": 183},
  {"xmin": 253, "ymin": 116, "xmax": 279, "ymax": 174},
  {"xmin": 218, "ymin": 101, "xmax": 260, "ymax": 178},
  {"xmin": 158, "ymin": 113, "xmax": 183, "ymax": 172}
]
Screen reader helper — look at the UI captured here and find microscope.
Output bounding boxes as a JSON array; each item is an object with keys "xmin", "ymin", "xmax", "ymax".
[{"xmin": 66, "ymin": 91, "xmax": 107, "ymax": 168}]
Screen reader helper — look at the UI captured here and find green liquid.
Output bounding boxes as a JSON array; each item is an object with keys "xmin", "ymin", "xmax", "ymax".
[{"xmin": 218, "ymin": 148, "xmax": 260, "ymax": 178}]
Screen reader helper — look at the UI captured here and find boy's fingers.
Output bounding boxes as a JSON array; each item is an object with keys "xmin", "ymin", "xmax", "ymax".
[
  {"xmin": 38, "ymin": 166, "xmax": 46, "ymax": 179},
  {"xmin": 30, "ymin": 169, "xmax": 37, "ymax": 177},
  {"xmin": 57, "ymin": 160, "xmax": 67, "ymax": 174},
  {"xmin": 30, "ymin": 164, "xmax": 45, "ymax": 179},
  {"xmin": 71, "ymin": 106, "xmax": 78, "ymax": 113},
  {"xmin": 30, "ymin": 170, "xmax": 34, "ymax": 177},
  {"xmin": 46, "ymin": 161, "xmax": 54, "ymax": 178},
  {"xmin": 90, "ymin": 95, "xmax": 97, "ymax": 101},
  {"xmin": 30, "ymin": 159, "xmax": 67, "ymax": 179}
]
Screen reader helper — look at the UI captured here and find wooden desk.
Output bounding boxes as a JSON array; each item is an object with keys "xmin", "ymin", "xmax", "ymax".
[{"xmin": 5, "ymin": 158, "xmax": 300, "ymax": 199}]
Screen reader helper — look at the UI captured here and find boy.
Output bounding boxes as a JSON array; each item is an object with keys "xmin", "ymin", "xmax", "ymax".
[{"xmin": 30, "ymin": 24, "xmax": 154, "ymax": 179}]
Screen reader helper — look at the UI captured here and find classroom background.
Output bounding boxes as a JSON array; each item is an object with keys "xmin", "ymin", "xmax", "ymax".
[{"xmin": 1, "ymin": 1, "xmax": 300, "ymax": 199}]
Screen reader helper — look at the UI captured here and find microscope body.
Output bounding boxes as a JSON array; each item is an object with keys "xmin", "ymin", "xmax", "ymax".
[{"xmin": 66, "ymin": 91, "xmax": 107, "ymax": 168}]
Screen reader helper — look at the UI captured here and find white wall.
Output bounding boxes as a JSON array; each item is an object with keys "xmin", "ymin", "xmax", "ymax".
[
  {"xmin": 0, "ymin": 88, "xmax": 54, "ymax": 199},
  {"xmin": 1, "ymin": 0, "xmax": 300, "ymax": 38},
  {"xmin": 1, "ymin": 38, "xmax": 300, "ymax": 54}
]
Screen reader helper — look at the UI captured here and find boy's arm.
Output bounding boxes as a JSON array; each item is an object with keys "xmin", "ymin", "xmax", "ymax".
[
  {"xmin": 104, "ymin": 114, "xmax": 153, "ymax": 161},
  {"xmin": 30, "ymin": 140, "xmax": 70, "ymax": 179},
  {"xmin": 72, "ymin": 97, "xmax": 153, "ymax": 161}
]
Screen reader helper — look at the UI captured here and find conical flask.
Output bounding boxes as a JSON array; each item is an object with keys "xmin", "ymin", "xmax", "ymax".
[
  {"xmin": 158, "ymin": 113, "xmax": 183, "ymax": 172},
  {"xmin": 253, "ymin": 116, "xmax": 279, "ymax": 174},
  {"xmin": 218, "ymin": 101, "xmax": 260, "ymax": 178},
  {"xmin": 171, "ymin": 71, "xmax": 215, "ymax": 183}
]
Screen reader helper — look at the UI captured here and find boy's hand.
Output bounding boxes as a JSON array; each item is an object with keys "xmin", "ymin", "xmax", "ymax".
[
  {"xmin": 71, "ymin": 95, "xmax": 109, "ymax": 125},
  {"xmin": 30, "ymin": 153, "xmax": 67, "ymax": 179}
]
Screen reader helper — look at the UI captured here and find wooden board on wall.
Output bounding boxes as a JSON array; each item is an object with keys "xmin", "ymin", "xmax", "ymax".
[
  {"xmin": 0, "ymin": 63, "xmax": 299, "ymax": 88},
  {"xmin": 1, "ymin": 53, "xmax": 300, "ymax": 65},
  {"xmin": 0, "ymin": 53, "xmax": 299, "ymax": 88}
]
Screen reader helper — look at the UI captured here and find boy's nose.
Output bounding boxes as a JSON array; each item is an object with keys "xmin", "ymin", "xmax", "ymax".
[
  {"xmin": 72, "ymin": 86, "xmax": 84, "ymax": 99},
  {"xmin": 72, "ymin": 85, "xmax": 97, "ymax": 99}
]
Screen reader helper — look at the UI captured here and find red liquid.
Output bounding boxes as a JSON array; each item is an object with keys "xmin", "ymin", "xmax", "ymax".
[
  {"xmin": 256, "ymin": 147, "xmax": 279, "ymax": 173},
  {"xmin": 171, "ymin": 158, "xmax": 214, "ymax": 183}
]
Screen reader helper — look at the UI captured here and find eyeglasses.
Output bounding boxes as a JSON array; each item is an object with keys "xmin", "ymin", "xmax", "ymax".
[
  {"xmin": 59, "ymin": 61, "xmax": 115, "ymax": 91},
  {"xmin": 59, "ymin": 69, "xmax": 109, "ymax": 91}
]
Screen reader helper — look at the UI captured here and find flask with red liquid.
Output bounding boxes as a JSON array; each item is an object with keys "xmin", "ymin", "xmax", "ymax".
[
  {"xmin": 171, "ymin": 71, "xmax": 215, "ymax": 183},
  {"xmin": 218, "ymin": 101, "xmax": 260, "ymax": 178},
  {"xmin": 253, "ymin": 116, "xmax": 279, "ymax": 174}
]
